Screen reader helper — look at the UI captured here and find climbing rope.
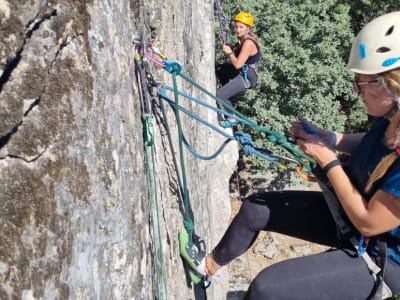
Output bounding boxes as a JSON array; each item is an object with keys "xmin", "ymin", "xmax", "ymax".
[
  {"xmin": 143, "ymin": 136, "xmax": 168, "ymax": 299},
  {"xmin": 159, "ymin": 59, "xmax": 316, "ymax": 173},
  {"xmin": 134, "ymin": 40, "xmax": 318, "ymax": 290},
  {"xmin": 134, "ymin": 37, "xmax": 168, "ymax": 299},
  {"xmin": 134, "ymin": 37, "xmax": 211, "ymax": 291},
  {"xmin": 215, "ymin": 0, "xmax": 229, "ymax": 44}
]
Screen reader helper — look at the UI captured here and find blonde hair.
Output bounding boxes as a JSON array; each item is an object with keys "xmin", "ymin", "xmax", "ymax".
[
  {"xmin": 365, "ymin": 69, "xmax": 400, "ymax": 193},
  {"xmin": 237, "ymin": 31, "xmax": 260, "ymax": 48}
]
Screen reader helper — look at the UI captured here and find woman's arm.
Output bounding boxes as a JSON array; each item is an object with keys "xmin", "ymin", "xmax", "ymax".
[
  {"xmin": 327, "ymin": 166, "xmax": 400, "ymax": 236},
  {"xmin": 291, "ymin": 117, "xmax": 365, "ymax": 154},
  {"xmin": 224, "ymin": 40, "xmax": 257, "ymax": 70},
  {"xmin": 334, "ymin": 132, "xmax": 366, "ymax": 154},
  {"xmin": 294, "ymin": 126, "xmax": 400, "ymax": 236}
]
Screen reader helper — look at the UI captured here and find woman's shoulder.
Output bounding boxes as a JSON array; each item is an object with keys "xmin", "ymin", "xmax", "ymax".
[
  {"xmin": 242, "ymin": 37, "xmax": 259, "ymax": 51},
  {"xmin": 243, "ymin": 37, "xmax": 258, "ymax": 45}
]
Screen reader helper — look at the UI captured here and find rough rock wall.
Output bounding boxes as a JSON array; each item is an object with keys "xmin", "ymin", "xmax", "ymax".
[{"xmin": 0, "ymin": 1, "xmax": 236, "ymax": 299}]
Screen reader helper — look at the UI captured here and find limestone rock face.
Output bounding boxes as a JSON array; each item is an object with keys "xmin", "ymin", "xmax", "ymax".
[{"xmin": 0, "ymin": 1, "xmax": 236, "ymax": 299}]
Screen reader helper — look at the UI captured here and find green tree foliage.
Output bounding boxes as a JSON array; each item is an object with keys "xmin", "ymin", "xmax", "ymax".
[
  {"xmin": 346, "ymin": 0, "xmax": 400, "ymax": 33},
  {"xmin": 215, "ymin": 0, "xmax": 400, "ymax": 178}
]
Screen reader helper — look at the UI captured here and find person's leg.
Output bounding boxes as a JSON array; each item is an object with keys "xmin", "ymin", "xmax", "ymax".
[
  {"xmin": 216, "ymin": 63, "xmax": 238, "ymax": 85},
  {"xmin": 385, "ymin": 259, "xmax": 400, "ymax": 294},
  {"xmin": 243, "ymin": 249, "xmax": 376, "ymax": 300},
  {"xmin": 208, "ymin": 191, "xmax": 340, "ymax": 272},
  {"xmin": 216, "ymin": 74, "xmax": 246, "ymax": 115}
]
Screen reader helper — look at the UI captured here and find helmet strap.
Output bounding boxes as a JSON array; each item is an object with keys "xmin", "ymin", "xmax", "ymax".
[{"xmin": 384, "ymin": 105, "xmax": 399, "ymax": 119}]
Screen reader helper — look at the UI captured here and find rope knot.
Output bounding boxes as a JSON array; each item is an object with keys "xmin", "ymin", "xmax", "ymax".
[
  {"xmin": 163, "ymin": 60, "xmax": 182, "ymax": 75},
  {"xmin": 235, "ymin": 131, "xmax": 255, "ymax": 156},
  {"xmin": 268, "ymin": 132, "xmax": 287, "ymax": 145}
]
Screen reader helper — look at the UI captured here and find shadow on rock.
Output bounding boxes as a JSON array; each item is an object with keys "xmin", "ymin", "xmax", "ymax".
[{"xmin": 226, "ymin": 290, "xmax": 246, "ymax": 300}]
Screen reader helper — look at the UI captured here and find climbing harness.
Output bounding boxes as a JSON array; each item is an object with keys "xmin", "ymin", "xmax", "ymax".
[
  {"xmin": 241, "ymin": 64, "xmax": 252, "ymax": 89},
  {"xmin": 319, "ymin": 179, "xmax": 392, "ymax": 299},
  {"xmin": 315, "ymin": 163, "xmax": 396, "ymax": 300}
]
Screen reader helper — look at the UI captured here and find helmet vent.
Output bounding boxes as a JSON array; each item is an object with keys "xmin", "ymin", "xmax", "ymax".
[
  {"xmin": 377, "ymin": 47, "xmax": 391, "ymax": 53},
  {"xmin": 385, "ymin": 25, "xmax": 394, "ymax": 36}
]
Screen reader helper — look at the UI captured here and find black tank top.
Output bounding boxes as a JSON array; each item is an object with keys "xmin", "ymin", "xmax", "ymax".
[{"xmin": 234, "ymin": 38, "xmax": 261, "ymax": 65}]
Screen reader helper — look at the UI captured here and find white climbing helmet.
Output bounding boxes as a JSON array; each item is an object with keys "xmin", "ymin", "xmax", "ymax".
[{"xmin": 347, "ymin": 11, "xmax": 400, "ymax": 75}]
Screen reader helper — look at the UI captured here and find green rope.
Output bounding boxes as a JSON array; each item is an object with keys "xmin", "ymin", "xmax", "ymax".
[
  {"xmin": 143, "ymin": 116, "xmax": 168, "ymax": 299},
  {"xmin": 171, "ymin": 70, "xmax": 195, "ymax": 245},
  {"xmin": 157, "ymin": 59, "xmax": 318, "ymax": 247},
  {"xmin": 136, "ymin": 44, "xmax": 167, "ymax": 296},
  {"xmin": 167, "ymin": 63, "xmax": 316, "ymax": 172}
]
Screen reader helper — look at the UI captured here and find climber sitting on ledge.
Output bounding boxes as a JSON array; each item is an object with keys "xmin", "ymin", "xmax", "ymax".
[{"xmin": 216, "ymin": 11, "xmax": 261, "ymax": 128}]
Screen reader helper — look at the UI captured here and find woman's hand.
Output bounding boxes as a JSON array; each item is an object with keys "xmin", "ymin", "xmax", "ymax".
[
  {"xmin": 293, "ymin": 116, "xmax": 335, "ymax": 144},
  {"xmin": 222, "ymin": 44, "xmax": 233, "ymax": 56},
  {"xmin": 291, "ymin": 116, "xmax": 337, "ymax": 168}
]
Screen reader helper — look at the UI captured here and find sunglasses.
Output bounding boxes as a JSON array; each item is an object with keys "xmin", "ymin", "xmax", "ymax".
[{"xmin": 353, "ymin": 79, "xmax": 380, "ymax": 94}]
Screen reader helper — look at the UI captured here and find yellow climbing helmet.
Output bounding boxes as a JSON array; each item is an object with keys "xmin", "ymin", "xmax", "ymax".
[
  {"xmin": 347, "ymin": 11, "xmax": 400, "ymax": 74},
  {"xmin": 234, "ymin": 11, "xmax": 254, "ymax": 27}
]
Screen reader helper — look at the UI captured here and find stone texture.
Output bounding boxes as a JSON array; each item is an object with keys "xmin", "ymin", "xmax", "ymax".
[{"xmin": 0, "ymin": 1, "xmax": 235, "ymax": 299}]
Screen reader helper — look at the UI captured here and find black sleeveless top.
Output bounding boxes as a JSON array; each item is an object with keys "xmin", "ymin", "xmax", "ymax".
[{"xmin": 234, "ymin": 38, "xmax": 261, "ymax": 65}]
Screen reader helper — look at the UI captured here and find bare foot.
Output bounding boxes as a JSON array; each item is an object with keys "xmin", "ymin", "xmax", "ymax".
[{"xmin": 204, "ymin": 253, "xmax": 221, "ymax": 276}]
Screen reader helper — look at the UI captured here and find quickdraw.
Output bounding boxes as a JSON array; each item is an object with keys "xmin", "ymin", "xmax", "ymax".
[{"xmin": 134, "ymin": 51, "xmax": 154, "ymax": 146}]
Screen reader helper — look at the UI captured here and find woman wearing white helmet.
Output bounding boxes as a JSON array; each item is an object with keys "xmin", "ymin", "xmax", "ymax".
[
  {"xmin": 215, "ymin": 11, "xmax": 261, "ymax": 128},
  {"xmin": 197, "ymin": 12, "xmax": 400, "ymax": 299}
]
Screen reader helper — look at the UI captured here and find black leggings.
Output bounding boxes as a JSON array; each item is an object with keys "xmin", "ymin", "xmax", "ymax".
[
  {"xmin": 216, "ymin": 63, "xmax": 257, "ymax": 115},
  {"xmin": 212, "ymin": 191, "xmax": 400, "ymax": 299}
]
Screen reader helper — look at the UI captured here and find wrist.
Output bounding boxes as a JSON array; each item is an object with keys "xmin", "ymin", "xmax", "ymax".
[
  {"xmin": 225, "ymin": 52, "xmax": 233, "ymax": 56},
  {"xmin": 322, "ymin": 159, "xmax": 341, "ymax": 175}
]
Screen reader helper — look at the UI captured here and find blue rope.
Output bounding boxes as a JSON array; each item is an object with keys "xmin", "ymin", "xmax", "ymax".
[
  {"xmin": 234, "ymin": 131, "xmax": 284, "ymax": 167},
  {"xmin": 162, "ymin": 86, "xmax": 254, "ymax": 128},
  {"xmin": 158, "ymin": 59, "xmax": 318, "ymax": 173},
  {"xmin": 158, "ymin": 87, "xmax": 235, "ymax": 140},
  {"xmin": 158, "ymin": 87, "xmax": 288, "ymax": 167},
  {"xmin": 183, "ymin": 135, "xmax": 233, "ymax": 161}
]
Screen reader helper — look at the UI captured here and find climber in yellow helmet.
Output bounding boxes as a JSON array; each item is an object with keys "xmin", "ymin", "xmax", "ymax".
[{"xmin": 216, "ymin": 11, "xmax": 262, "ymax": 128}]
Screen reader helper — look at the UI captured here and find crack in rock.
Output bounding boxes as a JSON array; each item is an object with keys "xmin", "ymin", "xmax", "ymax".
[{"xmin": 0, "ymin": 8, "xmax": 57, "ymax": 93}]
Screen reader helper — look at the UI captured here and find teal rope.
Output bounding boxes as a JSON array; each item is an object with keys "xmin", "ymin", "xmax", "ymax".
[
  {"xmin": 159, "ymin": 59, "xmax": 318, "ymax": 249},
  {"xmin": 162, "ymin": 85, "xmax": 252, "ymax": 127},
  {"xmin": 163, "ymin": 62, "xmax": 316, "ymax": 172},
  {"xmin": 158, "ymin": 87, "xmax": 236, "ymax": 140},
  {"xmin": 158, "ymin": 85, "xmax": 308, "ymax": 168},
  {"xmin": 143, "ymin": 123, "xmax": 168, "ymax": 299},
  {"xmin": 170, "ymin": 70, "xmax": 195, "ymax": 245},
  {"xmin": 158, "ymin": 87, "xmax": 293, "ymax": 167}
]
